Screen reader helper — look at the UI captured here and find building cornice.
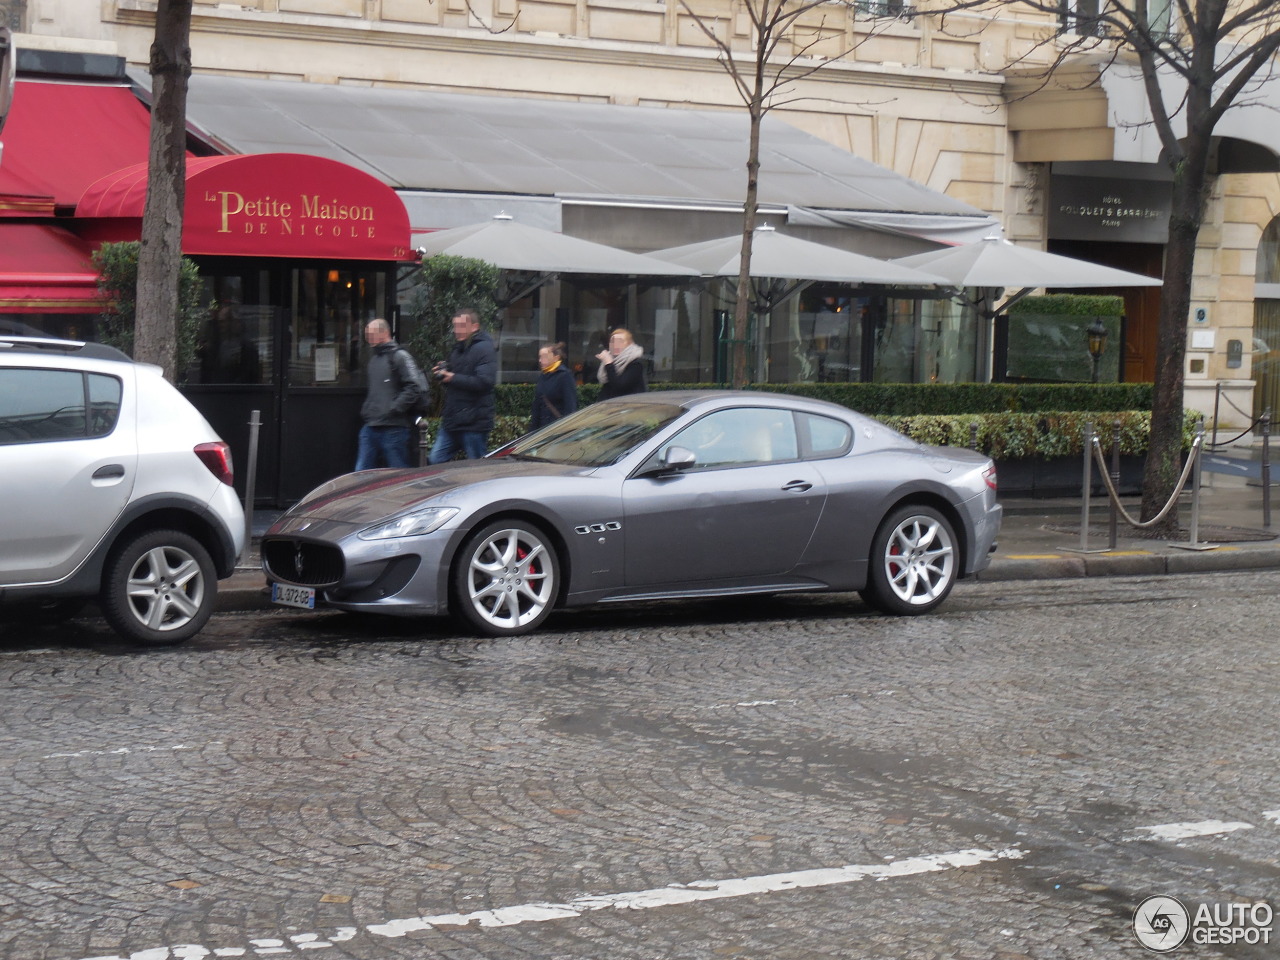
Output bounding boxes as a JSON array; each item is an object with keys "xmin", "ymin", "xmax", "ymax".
[{"xmin": 113, "ymin": 0, "xmax": 1003, "ymax": 99}]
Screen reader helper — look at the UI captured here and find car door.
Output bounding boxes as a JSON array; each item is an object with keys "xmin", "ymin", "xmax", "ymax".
[
  {"xmin": 0, "ymin": 366, "xmax": 137, "ymax": 585},
  {"xmin": 622, "ymin": 407, "xmax": 825, "ymax": 587}
]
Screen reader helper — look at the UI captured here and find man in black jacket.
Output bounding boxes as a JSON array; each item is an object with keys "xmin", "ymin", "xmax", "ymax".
[
  {"xmin": 356, "ymin": 318, "xmax": 424, "ymax": 470},
  {"xmin": 428, "ymin": 307, "xmax": 497, "ymax": 463}
]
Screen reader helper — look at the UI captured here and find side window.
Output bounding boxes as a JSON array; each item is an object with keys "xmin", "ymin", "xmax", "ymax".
[
  {"xmin": 798, "ymin": 412, "xmax": 852, "ymax": 459},
  {"xmin": 0, "ymin": 368, "xmax": 110, "ymax": 445},
  {"xmin": 87, "ymin": 373, "xmax": 123, "ymax": 437},
  {"xmin": 664, "ymin": 408, "xmax": 799, "ymax": 468}
]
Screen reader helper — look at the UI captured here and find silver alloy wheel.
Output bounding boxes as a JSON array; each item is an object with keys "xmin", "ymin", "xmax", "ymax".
[
  {"xmin": 881, "ymin": 513, "xmax": 956, "ymax": 606},
  {"xmin": 463, "ymin": 525, "xmax": 557, "ymax": 632},
  {"xmin": 124, "ymin": 544, "xmax": 207, "ymax": 632}
]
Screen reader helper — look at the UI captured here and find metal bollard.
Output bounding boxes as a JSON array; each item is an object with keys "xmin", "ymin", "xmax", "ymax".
[
  {"xmin": 1187, "ymin": 419, "xmax": 1205, "ymax": 548},
  {"xmin": 969, "ymin": 421, "xmax": 979, "ymax": 452},
  {"xmin": 1073, "ymin": 421, "xmax": 1095, "ymax": 552},
  {"xmin": 1263, "ymin": 410, "xmax": 1272, "ymax": 529},
  {"xmin": 418, "ymin": 417, "xmax": 431, "ymax": 467},
  {"xmin": 240, "ymin": 409, "xmax": 261, "ymax": 566},
  {"xmin": 1109, "ymin": 421, "xmax": 1121, "ymax": 551}
]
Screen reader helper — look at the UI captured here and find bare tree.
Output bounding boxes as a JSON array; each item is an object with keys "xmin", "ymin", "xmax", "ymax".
[
  {"xmin": 677, "ymin": 0, "xmax": 891, "ymax": 387},
  {"xmin": 929, "ymin": 0, "xmax": 1280, "ymax": 533},
  {"xmin": 134, "ymin": 0, "xmax": 193, "ymax": 381}
]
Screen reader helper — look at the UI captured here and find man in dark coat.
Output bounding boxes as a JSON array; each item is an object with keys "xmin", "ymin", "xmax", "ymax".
[
  {"xmin": 429, "ymin": 307, "xmax": 497, "ymax": 463},
  {"xmin": 356, "ymin": 318, "xmax": 424, "ymax": 470}
]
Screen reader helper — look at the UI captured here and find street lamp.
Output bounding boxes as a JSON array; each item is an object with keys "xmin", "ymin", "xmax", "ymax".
[{"xmin": 1087, "ymin": 317, "xmax": 1109, "ymax": 382}]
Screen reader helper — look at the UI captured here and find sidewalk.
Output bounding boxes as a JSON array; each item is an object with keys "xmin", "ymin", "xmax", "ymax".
[{"xmin": 216, "ymin": 474, "xmax": 1280, "ymax": 613}]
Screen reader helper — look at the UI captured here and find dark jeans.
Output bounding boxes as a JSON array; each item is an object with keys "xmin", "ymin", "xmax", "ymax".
[
  {"xmin": 428, "ymin": 427, "xmax": 489, "ymax": 464},
  {"xmin": 355, "ymin": 424, "xmax": 412, "ymax": 471}
]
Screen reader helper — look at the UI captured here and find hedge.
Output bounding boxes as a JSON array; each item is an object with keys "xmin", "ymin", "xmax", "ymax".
[{"xmin": 424, "ymin": 408, "xmax": 1195, "ymax": 462}]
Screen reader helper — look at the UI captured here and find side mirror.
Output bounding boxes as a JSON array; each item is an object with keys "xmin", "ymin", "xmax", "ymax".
[
  {"xmin": 637, "ymin": 444, "xmax": 697, "ymax": 478},
  {"xmin": 663, "ymin": 445, "xmax": 697, "ymax": 471}
]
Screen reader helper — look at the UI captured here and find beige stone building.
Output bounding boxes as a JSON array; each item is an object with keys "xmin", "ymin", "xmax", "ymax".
[{"xmin": 8, "ymin": 0, "xmax": 1280, "ymax": 427}]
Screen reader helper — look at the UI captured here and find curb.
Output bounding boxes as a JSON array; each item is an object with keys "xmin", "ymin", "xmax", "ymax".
[{"xmin": 978, "ymin": 544, "xmax": 1280, "ymax": 582}]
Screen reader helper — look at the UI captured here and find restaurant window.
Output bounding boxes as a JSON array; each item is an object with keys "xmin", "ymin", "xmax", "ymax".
[{"xmin": 195, "ymin": 268, "xmax": 274, "ymax": 385}]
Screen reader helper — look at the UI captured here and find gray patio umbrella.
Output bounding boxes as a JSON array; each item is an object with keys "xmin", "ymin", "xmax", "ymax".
[
  {"xmin": 412, "ymin": 214, "xmax": 699, "ymax": 277},
  {"xmin": 891, "ymin": 236, "xmax": 1162, "ymax": 289},
  {"xmin": 649, "ymin": 225, "xmax": 946, "ymax": 285}
]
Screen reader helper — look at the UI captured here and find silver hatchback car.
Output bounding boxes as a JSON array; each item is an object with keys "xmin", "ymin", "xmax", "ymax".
[{"xmin": 0, "ymin": 337, "xmax": 246, "ymax": 644}]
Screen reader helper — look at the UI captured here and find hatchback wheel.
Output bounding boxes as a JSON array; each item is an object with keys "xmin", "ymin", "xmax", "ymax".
[
  {"xmin": 452, "ymin": 521, "xmax": 559, "ymax": 636},
  {"xmin": 860, "ymin": 505, "xmax": 957, "ymax": 615},
  {"xmin": 101, "ymin": 530, "xmax": 216, "ymax": 645}
]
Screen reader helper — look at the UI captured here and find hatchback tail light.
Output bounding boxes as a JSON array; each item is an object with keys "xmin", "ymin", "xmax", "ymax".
[
  {"xmin": 195, "ymin": 441, "xmax": 235, "ymax": 486},
  {"xmin": 982, "ymin": 464, "xmax": 997, "ymax": 490}
]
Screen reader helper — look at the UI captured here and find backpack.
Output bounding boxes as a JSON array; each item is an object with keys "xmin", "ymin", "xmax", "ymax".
[{"xmin": 391, "ymin": 347, "xmax": 432, "ymax": 420}]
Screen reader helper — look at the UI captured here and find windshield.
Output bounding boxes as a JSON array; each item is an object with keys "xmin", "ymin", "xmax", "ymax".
[{"xmin": 505, "ymin": 401, "xmax": 684, "ymax": 466}]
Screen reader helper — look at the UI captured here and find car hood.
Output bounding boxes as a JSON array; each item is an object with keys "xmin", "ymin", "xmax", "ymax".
[{"xmin": 275, "ymin": 459, "xmax": 594, "ymax": 528}]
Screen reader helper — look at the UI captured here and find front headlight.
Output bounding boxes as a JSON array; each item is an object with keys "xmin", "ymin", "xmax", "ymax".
[{"xmin": 358, "ymin": 506, "xmax": 460, "ymax": 540}]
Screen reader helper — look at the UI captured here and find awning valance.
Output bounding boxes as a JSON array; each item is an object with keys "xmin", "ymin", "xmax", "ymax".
[
  {"xmin": 0, "ymin": 223, "xmax": 101, "ymax": 313},
  {"xmin": 78, "ymin": 153, "xmax": 413, "ymax": 261}
]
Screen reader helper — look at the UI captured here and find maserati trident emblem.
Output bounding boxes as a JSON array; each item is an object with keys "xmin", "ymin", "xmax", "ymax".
[{"xmin": 294, "ymin": 544, "xmax": 305, "ymax": 578}]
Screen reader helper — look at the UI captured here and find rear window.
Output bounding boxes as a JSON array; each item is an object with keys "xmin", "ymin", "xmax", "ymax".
[
  {"xmin": 798, "ymin": 412, "xmax": 853, "ymax": 458},
  {"xmin": 0, "ymin": 368, "xmax": 122, "ymax": 444}
]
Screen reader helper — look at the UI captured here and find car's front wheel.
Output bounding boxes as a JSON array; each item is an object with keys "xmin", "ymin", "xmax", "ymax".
[
  {"xmin": 860, "ymin": 505, "xmax": 957, "ymax": 616},
  {"xmin": 452, "ymin": 520, "xmax": 559, "ymax": 636},
  {"xmin": 101, "ymin": 530, "xmax": 217, "ymax": 645}
]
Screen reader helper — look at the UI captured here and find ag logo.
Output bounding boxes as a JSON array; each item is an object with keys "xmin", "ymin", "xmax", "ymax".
[{"xmin": 1134, "ymin": 896, "xmax": 1190, "ymax": 952}]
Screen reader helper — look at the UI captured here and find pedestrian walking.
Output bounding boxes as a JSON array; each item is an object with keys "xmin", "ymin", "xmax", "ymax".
[
  {"xmin": 531, "ymin": 341, "xmax": 578, "ymax": 430},
  {"xmin": 595, "ymin": 327, "xmax": 647, "ymax": 400},
  {"xmin": 355, "ymin": 318, "xmax": 424, "ymax": 470},
  {"xmin": 428, "ymin": 307, "xmax": 497, "ymax": 463}
]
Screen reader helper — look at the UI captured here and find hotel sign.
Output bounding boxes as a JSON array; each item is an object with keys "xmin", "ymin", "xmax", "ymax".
[{"xmin": 1049, "ymin": 175, "xmax": 1171, "ymax": 244}]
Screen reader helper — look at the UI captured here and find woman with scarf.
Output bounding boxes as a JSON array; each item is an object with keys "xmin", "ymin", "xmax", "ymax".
[
  {"xmin": 531, "ymin": 342, "xmax": 578, "ymax": 430},
  {"xmin": 594, "ymin": 328, "xmax": 647, "ymax": 400}
]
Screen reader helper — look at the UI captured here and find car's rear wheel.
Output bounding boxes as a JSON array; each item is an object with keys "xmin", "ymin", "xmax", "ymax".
[
  {"xmin": 452, "ymin": 520, "xmax": 559, "ymax": 636},
  {"xmin": 860, "ymin": 505, "xmax": 957, "ymax": 616},
  {"xmin": 101, "ymin": 530, "xmax": 216, "ymax": 645}
]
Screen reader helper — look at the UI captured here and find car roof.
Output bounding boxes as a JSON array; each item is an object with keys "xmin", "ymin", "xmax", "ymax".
[
  {"xmin": 620, "ymin": 389, "xmax": 856, "ymax": 417},
  {"xmin": 0, "ymin": 336, "xmax": 135, "ymax": 364}
]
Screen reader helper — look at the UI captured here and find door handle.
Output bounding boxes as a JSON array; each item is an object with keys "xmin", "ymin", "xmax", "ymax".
[
  {"xmin": 92, "ymin": 464, "xmax": 126, "ymax": 480},
  {"xmin": 782, "ymin": 480, "xmax": 812, "ymax": 493}
]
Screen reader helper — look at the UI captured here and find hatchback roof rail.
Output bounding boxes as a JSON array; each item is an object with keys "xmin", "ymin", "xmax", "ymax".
[{"xmin": 0, "ymin": 337, "xmax": 134, "ymax": 362}]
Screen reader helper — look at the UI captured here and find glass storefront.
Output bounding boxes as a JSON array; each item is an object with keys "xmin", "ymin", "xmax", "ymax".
[{"xmin": 452, "ymin": 276, "xmax": 985, "ymax": 387}]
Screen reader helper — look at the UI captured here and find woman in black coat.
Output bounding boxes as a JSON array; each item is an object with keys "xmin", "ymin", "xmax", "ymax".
[
  {"xmin": 531, "ymin": 342, "xmax": 578, "ymax": 430},
  {"xmin": 595, "ymin": 327, "xmax": 647, "ymax": 400}
]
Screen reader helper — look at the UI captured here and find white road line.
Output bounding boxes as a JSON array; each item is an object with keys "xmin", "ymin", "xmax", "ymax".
[
  {"xmin": 1263, "ymin": 809, "xmax": 1280, "ymax": 824},
  {"xmin": 1133, "ymin": 820, "xmax": 1255, "ymax": 842},
  {"xmin": 367, "ymin": 847, "xmax": 1026, "ymax": 937},
  {"xmin": 44, "ymin": 744, "xmax": 215, "ymax": 760}
]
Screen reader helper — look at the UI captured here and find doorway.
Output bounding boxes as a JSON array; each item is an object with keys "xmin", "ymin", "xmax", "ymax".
[{"xmin": 186, "ymin": 259, "xmax": 394, "ymax": 506}]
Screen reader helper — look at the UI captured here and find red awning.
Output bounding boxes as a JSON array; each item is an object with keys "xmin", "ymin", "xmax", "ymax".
[
  {"xmin": 0, "ymin": 80, "xmax": 162, "ymax": 215},
  {"xmin": 0, "ymin": 224, "xmax": 102, "ymax": 313},
  {"xmin": 79, "ymin": 153, "xmax": 412, "ymax": 261}
]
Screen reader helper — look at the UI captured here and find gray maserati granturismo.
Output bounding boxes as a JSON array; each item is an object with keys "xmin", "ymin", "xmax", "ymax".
[{"xmin": 262, "ymin": 391, "xmax": 1001, "ymax": 635}]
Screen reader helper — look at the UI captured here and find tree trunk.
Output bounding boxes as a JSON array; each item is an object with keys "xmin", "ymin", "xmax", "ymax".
[
  {"xmin": 135, "ymin": 0, "xmax": 193, "ymax": 381},
  {"xmin": 1139, "ymin": 153, "xmax": 1207, "ymax": 534},
  {"xmin": 731, "ymin": 114, "xmax": 761, "ymax": 387}
]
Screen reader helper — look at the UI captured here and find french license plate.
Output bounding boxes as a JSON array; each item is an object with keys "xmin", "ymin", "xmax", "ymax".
[{"xmin": 271, "ymin": 582, "xmax": 316, "ymax": 610}]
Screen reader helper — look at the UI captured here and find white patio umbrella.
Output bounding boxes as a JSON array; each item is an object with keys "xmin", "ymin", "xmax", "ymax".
[
  {"xmin": 413, "ymin": 214, "xmax": 699, "ymax": 277},
  {"xmin": 649, "ymin": 224, "xmax": 946, "ymax": 286},
  {"xmin": 891, "ymin": 236, "xmax": 1162, "ymax": 289}
]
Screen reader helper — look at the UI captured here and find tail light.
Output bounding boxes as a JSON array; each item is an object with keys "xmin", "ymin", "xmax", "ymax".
[
  {"xmin": 982, "ymin": 464, "xmax": 997, "ymax": 490},
  {"xmin": 195, "ymin": 441, "xmax": 235, "ymax": 486}
]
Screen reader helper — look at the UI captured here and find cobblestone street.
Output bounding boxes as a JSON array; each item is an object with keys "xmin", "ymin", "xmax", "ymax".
[{"xmin": 1, "ymin": 573, "xmax": 1276, "ymax": 960}]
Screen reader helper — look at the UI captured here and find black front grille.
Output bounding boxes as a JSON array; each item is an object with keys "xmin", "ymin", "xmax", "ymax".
[{"xmin": 262, "ymin": 538, "xmax": 345, "ymax": 587}]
